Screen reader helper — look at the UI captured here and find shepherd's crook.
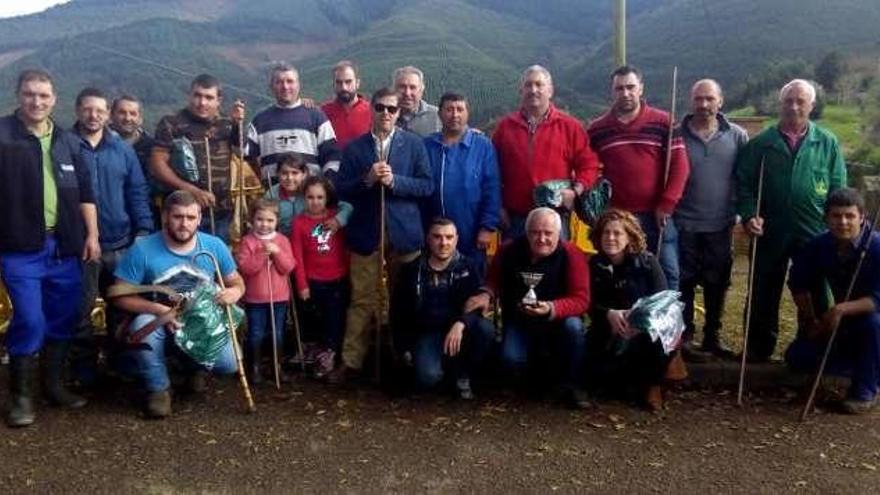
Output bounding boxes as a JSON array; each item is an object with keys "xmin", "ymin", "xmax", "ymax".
[
  {"xmin": 192, "ymin": 250, "xmax": 256, "ymax": 412},
  {"xmin": 375, "ymin": 139, "xmax": 390, "ymax": 384},
  {"xmin": 657, "ymin": 66, "xmax": 678, "ymax": 254},
  {"xmin": 737, "ymin": 156, "xmax": 765, "ymax": 406},
  {"xmin": 204, "ymin": 137, "xmax": 216, "ymax": 235}
]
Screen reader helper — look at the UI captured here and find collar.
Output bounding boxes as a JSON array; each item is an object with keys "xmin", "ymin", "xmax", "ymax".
[
  {"xmin": 275, "ymin": 99, "xmax": 303, "ymax": 110},
  {"xmin": 14, "ymin": 110, "xmax": 54, "ymax": 138},
  {"xmin": 430, "ymin": 127, "xmax": 474, "ymax": 147}
]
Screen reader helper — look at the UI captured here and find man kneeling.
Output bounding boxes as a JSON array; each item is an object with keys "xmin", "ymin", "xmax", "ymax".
[
  {"xmin": 786, "ymin": 187, "xmax": 880, "ymax": 414},
  {"xmin": 111, "ymin": 190, "xmax": 245, "ymax": 418},
  {"xmin": 466, "ymin": 207, "xmax": 590, "ymax": 408},
  {"xmin": 392, "ymin": 218, "xmax": 495, "ymax": 399}
]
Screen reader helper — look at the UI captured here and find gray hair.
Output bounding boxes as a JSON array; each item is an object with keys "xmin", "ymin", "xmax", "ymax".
[
  {"xmin": 691, "ymin": 78, "xmax": 723, "ymax": 98},
  {"xmin": 525, "ymin": 207, "xmax": 562, "ymax": 233},
  {"xmin": 520, "ymin": 65, "xmax": 553, "ymax": 87},
  {"xmin": 779, "ymin": 79, "xmax": 816, "ymax": 104},
  {"xmin": 268, "ymin": 61, "xmax": 299, "ymax": 84},
  {"xmin": 392, "ymin": 66, "xmax": 425, "ymax": 87}
]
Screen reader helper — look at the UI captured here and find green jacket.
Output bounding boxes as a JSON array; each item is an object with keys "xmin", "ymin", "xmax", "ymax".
[{"xmin": 736, "ymin": 122, "xmax": 846, "ymax": 243}]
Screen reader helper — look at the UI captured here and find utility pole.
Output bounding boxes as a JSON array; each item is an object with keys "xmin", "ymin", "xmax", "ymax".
[{"xmin": 613, "ymin": 0, "xmax": 626, "ymax": 68}]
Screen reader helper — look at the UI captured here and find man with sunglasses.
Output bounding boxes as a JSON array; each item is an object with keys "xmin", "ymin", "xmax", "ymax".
[{"xmin": 331, "ymin": 87, "xmax": 434, "ymax": 383}]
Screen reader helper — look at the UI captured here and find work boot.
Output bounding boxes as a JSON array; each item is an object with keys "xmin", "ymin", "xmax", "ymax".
[
  {"xmin": 145, "ymin": 389, "xmax": 172, "ymax": 419},
  {"xmin": 664, "ymin": 352, "xmax": 689, "ymax": 381},
  {"xmin": 245, "ymin": 346, "xmax": 263, "ymax": 386},
  {"xmin": 6, "ymin": 354, "xmax": 36, "ymax": 427},
  {"xmin": 701, "ymin": 333, "xmax": 735, "ymax": 358},
  {"xmin": 186, "ymin": 369, "xmax": 210, "ymax": 394},
  {"xmin": 42, "ymin": 341, "xmax": 87, "ymax": 409},
  {"xmin": 681, "ymin": 340, "xmax": 711, "ymax": 363},
  {"xmin": 326, "ymin": 364, "xmax": 356, "ymax": 385},
  {"xmin": 643, "ymin": 385, "xmax": 664, "ymax": 412}
]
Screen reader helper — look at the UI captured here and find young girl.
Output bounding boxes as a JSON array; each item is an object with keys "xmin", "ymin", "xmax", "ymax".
[
  {"xmin": 267, "ymin": 153, "xmax": 353, "ymax": 236},
  {"xmin": 235, "ymin": 199, "xmax": 296, "ymax": 385},
  {"xmin": 290, "ymin": 176, "xmax": 352, "ymax": 378}
]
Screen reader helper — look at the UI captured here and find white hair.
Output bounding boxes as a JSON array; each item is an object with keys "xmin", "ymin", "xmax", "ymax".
[
  {"xmin": 779, "ymin": 79, "xmax": 816, "ymax": 104},
  {"xmin": 525, "ymin": 207, "xmax": 562, "ymax": 233},
  {"xmin": 393, "ymin": 66, "xmax": 425, "ymax": 87},
  {"xmin": 269, "ymin": 61, "xmax": 298, "ymax": 84},
  {"xmin": 520, "ymin": 65, "xmax": 553, "ymax": 87},
  {"xmin": 691, "ymin": 78, "xmax": 723, "ymax": 97}
]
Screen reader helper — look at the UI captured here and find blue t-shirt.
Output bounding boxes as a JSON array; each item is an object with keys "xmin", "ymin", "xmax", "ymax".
[{"xmin": 115, "ymin": 232, "xmax": 236, "ymax": 300}]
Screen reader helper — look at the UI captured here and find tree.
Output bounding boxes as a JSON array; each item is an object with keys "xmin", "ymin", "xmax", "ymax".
[{"xmin": 816, "ymin": 51, "xmax": 846, "ymax": 93}]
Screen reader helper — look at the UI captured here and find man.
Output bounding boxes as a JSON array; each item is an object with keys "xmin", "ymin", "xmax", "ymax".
[
  {"xmin": 247, "ymin": 62, "xmax": 341, "ymax": 179},
  {"xmin": 330, "ymin": 87, "xmax": 434, "ymax": 383},
  {"xmin": 0, "ymin": 69, "xmax": 100, "ymax": 427},
  {"xmin": 676, "ymin": 80, "xmax": 748, "ymax": 358},
  {"xmin": 465, "ymin": 208, "xmax": 590, "ymax": 409},
  {"xmin": 786, "ymin": 188, "xmax": 880, "ymax": 414},
  {"xmin": 150, "ymin": 73, "xmax": 245, "ymax": 242},
  {"xmin": 111, "ymin": 190, "xmax": 245, "ymax": 418},
  {"xmin": 321, "ymin": 60, "xmax": 371, "ymax": 150},
  {"xmin": 588, "ymin": 65, "xmax": 690, "ymax": 290},
  {"xmin": 391, "ymin": 218, "xmax": 495, "ymax": 399},
  {"xmin": 492, "ymin": 65, "xmax": 599, "ymax": 239},
  {"xmin": 423, "ymin": 92, "xmax": 501, "ymax": 267},
  {"xmin": 110, "ymin": 94, "xmax": 161, "ymax": 228},
  {"xmin": 736, "ymin": 79, "xmax": 847, "ymax": 361},
  {"xmin": 393, "ymin": 66, "xmax": 441, "ymax": 137},
  {"xmin": 72, "ymin": 87, "xmax": 154, "ymax": 382}
]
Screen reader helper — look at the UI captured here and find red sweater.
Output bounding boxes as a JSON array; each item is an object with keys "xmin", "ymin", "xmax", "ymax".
[
  {"xmin": 587, "ymin": 104, "xmax": 690, "ymax": 215},
  {"xmin": 236, "ymin": 232, "xmax": 296, "ymax": 303},
  {"xmin": 491, "ymin": 105, "xmax": 599, "ymax": 215},
  {"xmin": 321, "ymin": 96, "xmax": 372, "ymax": 150},
  {"xmin": 290, "ymin": 209, "xmax": 350, "ymax": 293}
]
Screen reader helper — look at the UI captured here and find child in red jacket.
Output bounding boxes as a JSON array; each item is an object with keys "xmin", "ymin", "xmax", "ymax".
[
  {"xmin": 291, "ymin": 176, "xmax": 351, "ymax": 377},
  {"xmin": 235, "ymin": 199, "xmax": 296, "ymax": 384}
]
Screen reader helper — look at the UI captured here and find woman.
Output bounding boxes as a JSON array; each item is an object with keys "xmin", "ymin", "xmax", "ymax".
[{"xmin": 588, "ymin": 208, "xmax": 671, "ymax": 411}]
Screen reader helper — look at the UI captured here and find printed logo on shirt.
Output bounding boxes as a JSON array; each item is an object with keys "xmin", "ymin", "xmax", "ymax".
[{"xmin": 60, "ymin": 163, "xmax": 75, "ymax": 172}]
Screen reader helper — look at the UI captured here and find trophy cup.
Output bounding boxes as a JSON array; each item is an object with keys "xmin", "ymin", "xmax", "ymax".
[{"xmin": 519, "ymin": 272, "xmax": 544, "ymax": 306}]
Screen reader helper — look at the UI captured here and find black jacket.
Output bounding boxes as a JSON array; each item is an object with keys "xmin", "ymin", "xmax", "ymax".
[
  {"xmin": 589, "ymin": 251, "xmax": 667, "ymax": 335},
  {"xmin": 0, "ymin": 113, "xmax": 94, "ymax": 255}
]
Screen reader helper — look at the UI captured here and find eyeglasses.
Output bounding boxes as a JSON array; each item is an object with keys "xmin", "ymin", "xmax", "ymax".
[{"xmin": 373, "ymin": 103, "xmax": 399, "ymax": 114}]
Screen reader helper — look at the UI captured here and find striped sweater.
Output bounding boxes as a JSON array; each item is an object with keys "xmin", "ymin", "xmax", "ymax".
[{"xmin": 587, "ymin": 104, "xmax": 690, "ymax": 214}]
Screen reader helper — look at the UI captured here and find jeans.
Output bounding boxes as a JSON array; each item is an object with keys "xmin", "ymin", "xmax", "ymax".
[
  {"xmin": 412, "ymin": 318, "xmax": 495, "ymax": 389},
  {"xmin": 501, "ymin": 316, "xmax": 586, "ymax": 390},
  {"xmin": 635, "ymin": 212, "xmax": 679, "ymax": 290},
  {"xmin": 0, "ymin": 235, "xmax": 82, "ymax": 356},
  {"xmin": 126, "ymin": 313, "xmax": 237, "ymax": 392},
  {"xmin": 245, "ymin": 302, "xmax": 288, "ymax": 356},
  {"xmin": 786, "ymin": 313, "xmax": 880, "ymax": 402},
  {"xmin": 305, "ymin": 278, "xmax": 350, "ymax": 353}
]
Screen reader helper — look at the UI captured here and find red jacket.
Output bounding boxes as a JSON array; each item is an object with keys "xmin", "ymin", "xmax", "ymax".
[
  {"xmin": 236, "ymin": 232, "xmax": 296, "ymax": 303},
  {"xmin": 491, "ymin": 104, "xmax": 599, "ymax": 216},
  {"xmin": 587, "ymin": 104, "xmax": 690, "ymax": 214},
  {"xmin": 321, "ymin": 96, "xmax": 372, "ymax": 150}
]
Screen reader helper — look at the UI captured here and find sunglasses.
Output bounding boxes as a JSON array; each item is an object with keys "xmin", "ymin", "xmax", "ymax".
[{"xmin": 373, "ymin": 103, "xmax": 399, "ymax": 114}]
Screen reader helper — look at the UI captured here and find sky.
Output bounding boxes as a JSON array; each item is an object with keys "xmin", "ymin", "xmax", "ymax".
[{"xmin": 0, "ymin": 0, "xmax": 70, "ymax": 18}]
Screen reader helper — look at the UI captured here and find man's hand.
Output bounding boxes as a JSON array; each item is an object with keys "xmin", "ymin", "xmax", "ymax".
[
  {"xmin": 191, "ymin": 188, "xmax": 217, "ymax": 208},
  {"xmin": 655, "ymin": 210, "xmax": 669, "ymax": 229},
  {"xmin": 215, "ymin": 286, "xmax": 243, "ymax": 306},
  {"xmin": 444, "ymin": 321, "xmax": 466, "ymax": 356},
  {"xmin": 476, "ymin": 228, "xmax": 494, "ymax": 251},
  {"xmin": 815, "ymin": 305, "xmax": 844, "ymax": 339},
  {"xmin": 230, "ymin": 99, "xmax": 246, "ymax": 123},
  {"xmin": 520, "ymin": 300, "xmax": 552, "ymax": 318},
  {"xmin": 299, "ymin": 288, "xmax": 311, "ymax": 301},
  {"xmin": 323, "ymin": 217, "xmax": 342, "ymax": 233},
  {"xmin": 368, "ymin": 161, "xmax": 392, "ymax": 185},
  {"xmin": 82, "ymin": 234, "xmax": 101, "ymax": 262},
  {"xmin": 464, "ymin": 292, "xmax": 491, "ymax": 314},
  {"xmin": 608, "ymin": 309, "xmax": 636, "ymax": 339},
  {"xmin": 560, "ymin": 188, "xmax": 577, "ymax": 211},
  {"xmin": 745, "ymin": 216, "xmax": 764, "ymax": 237},
  {"xmin": 301, "ymin": 97, "xmax": 316, "ymax": 109}
]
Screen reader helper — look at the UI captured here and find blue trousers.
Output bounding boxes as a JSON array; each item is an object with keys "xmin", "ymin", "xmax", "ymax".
[
  {"xmin": 245, "ymin": 302, "xmax": 288, "ymax": 354},
  {"xmin": 786, "ymin": 313, "xmax": 880, "ymax": 402},
  {"xmin": 126, "ymin": 313, "xmax": 237, "ymax": 392},
  {"xmin": 304, "ymin": 278, "xmax": 350, "ymax": 353},
  {"xmin": 635, "ymin": 212, "xmax": 680, "ymax": 290},
  {"xmin": 1, "ymin": 236, "xmax": 82, "ymax": 356},
  {"xmin": 501, "ymin": 316, "xmax": 586, "ymax": 390},
  {"xmin": 413, "ymin": 318, "xmax": 495, "ymax": 389}
]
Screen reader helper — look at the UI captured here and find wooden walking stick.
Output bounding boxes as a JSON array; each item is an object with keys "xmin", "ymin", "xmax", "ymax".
[
  {"xmin": 266, "ymin": 258, "xmax": 281, "ymax": 389},
  {"xmin": 375, "ymin": 139, "xmax": 390, "ymax": 384},
  {"xmin": 237, "ymin": 114, "xmax": 249, "ymax": 238},
  {"xmin": 737, "ymin": 156, "xmax": 766, "ymax": 406},
  {"xmin": 800, "ymin": 206, "xmax": 880, "ymax": 420},
  {"xmin": 657, "ymin": 66, "xmax": 678, "ymax": 254},
  {"xmin": 204, "ymin": 137, "xmax": 216, "ymax": 235},
  {"xmin": 192, "ymin": 250, "xmax": 256, "ymax": 413}
]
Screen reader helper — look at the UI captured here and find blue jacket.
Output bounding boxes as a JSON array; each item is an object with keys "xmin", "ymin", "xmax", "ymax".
[
  {"xmin": 75, "ymin": 126, "xmax": 153, "ymax": 250},
  {"xmin": 424, "ymin": 128, "xmax": 501, "ymax": 257},
  {"xmin": 336, "ymin": 129, "xmax": 433, "ymax": 255}
]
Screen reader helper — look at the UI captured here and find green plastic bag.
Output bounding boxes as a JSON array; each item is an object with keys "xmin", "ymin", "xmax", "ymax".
[
  {"xmin": 575, "ymin": 178, "xmax": 612, "ymax": 227},
  {"xmin": 170, "ymin": 137, "xmax": 200, "ymax": 184},
  {"xmin": 626, "ymin": 290, "xmax": 686, "ymax": 355},
  {"xmin": 175, "ymin": 282, "xmax": 243, "ymax": 368},
  {"xmin": 533, "ymin": 179, "xmax": 571, "ymax": 208}
]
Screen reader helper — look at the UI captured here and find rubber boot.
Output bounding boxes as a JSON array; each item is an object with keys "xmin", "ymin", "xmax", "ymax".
[
  {"xmin": 6, "ymin": 354, "xmax": 36, "ymax": 427},
  {"xmin": 42, "ymin": 341, "xmax": 87, "ymax": 408},
  {"xmin": 245, "ymin": 344, "xmax": 263, "ymax": 386}
]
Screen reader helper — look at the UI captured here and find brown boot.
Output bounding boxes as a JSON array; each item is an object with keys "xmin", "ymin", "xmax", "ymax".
[
  {"xmin": 644, "ymin": 385, "xmax": 663, "ymax": 412},
  {"xmin": 145, "ymin": 389, "xmax": 172, "ymax": 419},
  {"xmin": 664, "ymin": 352, "xmax": 689, "ymax": 381}
]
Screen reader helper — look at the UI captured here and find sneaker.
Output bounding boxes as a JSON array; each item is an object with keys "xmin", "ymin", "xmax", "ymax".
[
  {"xmin": 456, "ymin": 378, "xmax": 475, "ymax": 400},
  {"xmin": 314, "ymin": 349, "xmax": 336, "ymax": 379},
  {"xmin": 326, "ymin": 364, "xmax": 354, "ymax": 385},
  {"xmin": 839, "ymin": 397, "xmax": 876, "ymax": 415},
  {"xmin": 701, "ymin": 338, "xmax": 735, "ymax": 359},
  {"xmin": 146, "ymin": 390, "xmax": 172, "ymax": 418},
  {"xmin": 681, "ymin": 341, "xmax": 711, "ymax": 363}
]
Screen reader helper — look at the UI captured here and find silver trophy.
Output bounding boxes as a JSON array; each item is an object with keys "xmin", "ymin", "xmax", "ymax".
[{"xmin": 519, "ymin": 272, "xmax": 544, "ymax": 306}]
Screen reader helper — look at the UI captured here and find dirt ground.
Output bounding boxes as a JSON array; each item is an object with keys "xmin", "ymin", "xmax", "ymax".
[{"xmin": 1, "ymin": 374, "xmax": 879, "ymax": 494}]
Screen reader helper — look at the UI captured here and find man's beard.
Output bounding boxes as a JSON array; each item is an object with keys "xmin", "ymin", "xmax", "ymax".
[
  {"xmin": 167, "ymin": 226, "xmax": 196, "ymax": 244},
  {"xmin": 336, "ymin": 91, "xmax": 355, "ymax": 103}
]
